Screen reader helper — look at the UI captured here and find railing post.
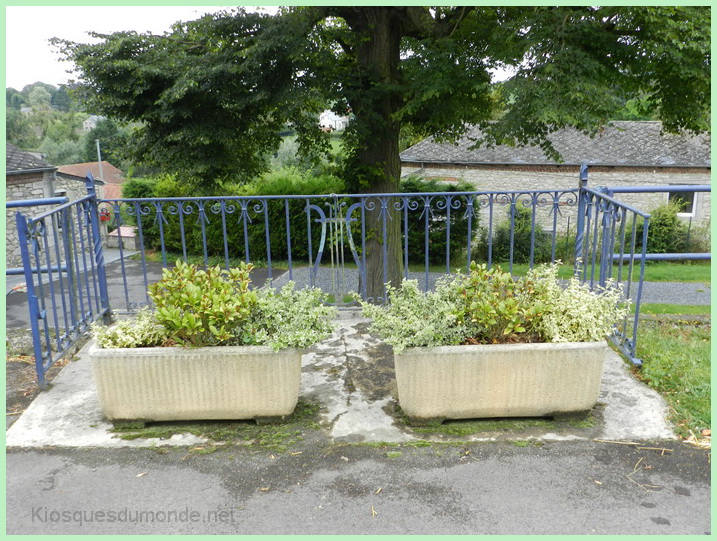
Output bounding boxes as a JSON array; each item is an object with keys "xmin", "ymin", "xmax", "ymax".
[
  {"xmin": 16, "ymin": 211, "xmax": 48, "ymax": 386},
  {"xmin": 85, "ymin": 172, "xmax": 111, "ymax": 323},
  {"xmin": 574, "ymin": 161, "xmax": 589, "ymax": 275}
]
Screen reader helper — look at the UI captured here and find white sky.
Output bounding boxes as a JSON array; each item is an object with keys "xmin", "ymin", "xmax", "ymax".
[
  {"xmin": 5, "ymin": 5, "xmax": 513, "ymax": 90},
  {"xmin": 5, "ymin": 6, "xmax": 259, "ymax": 89}
]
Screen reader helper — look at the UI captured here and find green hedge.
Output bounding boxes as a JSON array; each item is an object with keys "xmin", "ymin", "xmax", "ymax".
[{"xmin": 117, "ymin": 171, "xmax": 478, "ymax": 267}]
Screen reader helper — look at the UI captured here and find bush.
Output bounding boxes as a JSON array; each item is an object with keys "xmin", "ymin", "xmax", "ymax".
[
  {"xmin": 358, "ymin": 262, "xmax": 628, "ymax": 353},
  {"xmin": 634, "ymin": 202, "xmax": 689, "ymax": 254},
  {"xmin": 479, "ymin": 205, "xmax": 553, "ymax": 264},
  {"xmin": 399, "ymin": 177, "xmax": 477, "ymax": 266},
  {"xmin": 94, "ymin": 261, "xmax": 337, "ymax": 350},
  {"xmin": 117, "ymin": 169, "xmax": 347, "ymax": 264}
]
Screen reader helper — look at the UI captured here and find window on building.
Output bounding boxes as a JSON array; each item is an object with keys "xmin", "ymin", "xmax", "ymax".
[{"xmin": 667, "ymin": 189, "xmax": 695, "ymax": 215}]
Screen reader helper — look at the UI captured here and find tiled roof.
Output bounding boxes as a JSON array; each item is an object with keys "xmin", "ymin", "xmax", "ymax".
[
  {"xmin": 102, "ymin": 183, "xmax": 123, "ymax": 200},
  {"xmin": 400, "ymin": 121, "xmax": 710, "ymax": 168},
  {"xmin": 57, "ymin": 162, "xmax": 124, "ymax": 184},
  {"xmin": 6, "ymin": 143, "xmax": 56, "ymax": 174}
]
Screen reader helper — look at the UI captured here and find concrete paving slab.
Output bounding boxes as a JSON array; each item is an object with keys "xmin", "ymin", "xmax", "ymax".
[{"xmin": 6, "ymin": 310, "xmax": 676, "ymax": 449}]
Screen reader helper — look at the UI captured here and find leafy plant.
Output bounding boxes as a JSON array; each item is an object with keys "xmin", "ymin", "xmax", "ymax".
[
  {"xmin": 634, "ymin": 202, "xmax": 689, "ymax": 254},
  {"xmin": 148, "ymin": 261, "xmax": 258, "ymax": 346},
  {"xmin": 92, "ymin": 309, "xmax": 169, "ymax": 348},
  {"xmin": 358, "ymin": 262, "xmax": 628, "ymax": 353},
  {"xmin": 481, "ymin": 205, "xmax": 553, "ymax": 264},
  {"xmin": 93, "ymin": 261, "xmax": 337, "ymax": 350}
]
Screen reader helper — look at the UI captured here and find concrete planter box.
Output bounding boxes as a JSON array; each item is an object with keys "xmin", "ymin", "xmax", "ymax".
[
  {"xmin": 394, "ymin": 341, "xmax": 607, "ymax": 423},
  {"xmin": 89, "ymin": 344, "xmax": 302, "ymax": 423}
]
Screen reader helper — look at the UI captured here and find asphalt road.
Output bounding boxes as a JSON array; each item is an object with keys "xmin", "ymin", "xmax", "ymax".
[{"xmin": 6, "ymin": 441, "xmax": 710, "ymax": 535}]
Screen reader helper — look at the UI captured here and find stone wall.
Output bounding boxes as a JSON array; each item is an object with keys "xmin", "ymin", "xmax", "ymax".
[
  {"xmin": 6, "ymin": 172, "xmax": 54, "ymax": 268},
  {"xmin": 6, "ymin": 174, "xmax": 104, "ymax": 269},
  {"xmin": 401, "ymin": 165, "xmax": 711, "ymax": 246}
]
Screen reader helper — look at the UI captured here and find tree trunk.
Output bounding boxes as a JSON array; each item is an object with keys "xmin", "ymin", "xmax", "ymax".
[{"xmin": 342, "ymin": 8, "xmax": 405, "ymax": 302}]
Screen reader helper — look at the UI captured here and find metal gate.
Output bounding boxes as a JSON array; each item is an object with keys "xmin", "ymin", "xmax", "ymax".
[{"xmin": 12, "ymin": 178, "xmax": 110, "ymax": 385}]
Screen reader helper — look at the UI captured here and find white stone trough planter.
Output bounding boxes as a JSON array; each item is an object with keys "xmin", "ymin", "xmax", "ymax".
[
  {"xmin": 393, "ymin": 341, "xmax": 608, "ymax": 424},
  {"xmin": 89, "ymin": 344, "xmax": 302, "ymax": 424}
]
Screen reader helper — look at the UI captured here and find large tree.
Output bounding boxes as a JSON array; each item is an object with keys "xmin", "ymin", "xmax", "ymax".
[{"xmin": 55, "ymin": 6, "xmax": 710, "ymax": 300}]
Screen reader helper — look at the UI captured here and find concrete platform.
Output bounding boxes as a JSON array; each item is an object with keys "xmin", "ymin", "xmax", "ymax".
[{"xmin": 6, "ymin": 311, "xmax": 676, "ymax": 449}]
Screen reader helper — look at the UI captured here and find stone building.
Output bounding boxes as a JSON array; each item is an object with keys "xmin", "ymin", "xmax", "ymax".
[
  {"xmin": 400, "ymin": 121, "xmax": 711, "ymax": 233},
  {"xmin": 6, "ymin": 144, "xmax": 104, "ymax": 268}
]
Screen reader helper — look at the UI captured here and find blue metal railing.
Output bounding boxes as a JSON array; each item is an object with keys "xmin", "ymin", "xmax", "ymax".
[
  {"xmin": 14, "ymin": 181, "xmax": 110, "ymax": 386},
  {"xmin": 99, "ymin": 188, "xmax": 581, "ymax": 309},
  {"xmin": 13, "ymin": 168, "xmax": 709, "ymax": 382}
]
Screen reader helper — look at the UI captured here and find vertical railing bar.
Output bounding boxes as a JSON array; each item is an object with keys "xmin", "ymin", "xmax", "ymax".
[
  {"xmin": 66, "ymin": 205, "xmax": 82, "ymax": 332},
  {"xmin": 381, "ymin": 197, "xmax": 388, "ymax": 301},
  {"xmin": 445, "ymin": 195, "xmax": 452, "ymax": 274},
  {"xmin": 178, "ymin": 202, "xmax": 188, "ymax": 262},
  {"xmin": 306, "ymin": 200, "xmax": 314, "ymax": 288},
  {"xmin": 61, "ymin": 207, "xmax": 79, "ymax": 334},
  {"xmin": 360, "ymin": 198, "xmax": 367, "ymax": 300},
  {"xmin": 551, "ymin": 193, "xmax": 559, "ymax": 263},
  {"xmin": 50, "ymin": 212, "xmax": 71, "ymax": 335},
  {"xmin": 423, "ymin": 196, "xmax": 430, "ymax": 292},
  {"xmin": 285, "ymin": 200, "xmax": 293, "ymax": 281},
  {"xmin": 199, "ymin": 202, "xmax": 209, "ymax": 268},
  {"xmin": 40, "ymin": 219, "xmax": 63, "ymax": 353},
  {"xmin": 217, "ymin": 201, "xmax": 229, "ymax": 271},
  {"xmin": 589, "ymin": 199, "xmax": 601, "ymax": 289},
  {"xmin": 156, "ymin": 203, "xmax": 168, "ymax": 269},
  {"xmin": 616, "ymin": 207, "xmax": 628, "ymax": 284},
  {"xmin": 338, "ymin": 201, "xmax": 347, "ymax": 300},
  {"xmin": 508, "ymin": 198, "xmax": 516, "ymax": 274},
  {"xmin": 75, "ymin": 201, "xmax": 93, "ymax": 318},
  {"xmin": 242, "ymin": 202, "xmax": 251, "ymax": 264},
  {"xmin": 403, "ymin": 196, "xmax": 409, "ymax": 279},
  {"xmin": 132, "ymin": 201, "xmax": 151, "ymax": 308},
  {"xmin": 529, "ymin": 196, "xmax": 537, "ymax": 268},
  {"xmin": 630, "ymin": 217, "xmax": 651, "ymax": 361},
  {"xmin": 16, "ymin": 213, "xmax": 48, "ymax": 385},
  {"xmin": 487, "ymin": 195, "xmax": 494, "ymax": 268},
  {"xmin": 83, "ymin": 204, "xmax": 101, "ymax": 314},
  {"xmin": 113, "ymin": 202, "xmax": 132, "ymax": 312},
  {"xmin": 263, "ymin": 200, "xmax": 273, "ymax": 283},
  {"xmin": 465, "ymin": 195, "xmax": 473, "ymax": 268}
]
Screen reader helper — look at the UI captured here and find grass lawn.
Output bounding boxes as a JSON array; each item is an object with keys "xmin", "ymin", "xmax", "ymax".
[
  {"xmin": 635, "ymin": 317, "xmax": 711, "ymax": 440},
  {"xmin": 507, "ymin": 261, "xmax": 711, "ymax": 283},
  {"xmin": 634, "ymin": 304, "xmax": 711, "ymax": 316}
]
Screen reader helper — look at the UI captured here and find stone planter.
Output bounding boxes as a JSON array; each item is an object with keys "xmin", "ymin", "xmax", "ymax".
[
  {"xmin": 394, "ymin": 341, "xmax": 607, "ymax": 424},
  {"xmin": 89, "ymin": 344, "xmax": 302, "ymax": 423}
]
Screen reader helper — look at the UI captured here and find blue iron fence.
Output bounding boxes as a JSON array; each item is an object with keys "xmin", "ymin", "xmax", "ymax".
[
  {"xmin": 12, "ymin": 168, "xmax": 710, "ymax": 383},
  {"xmin": 13, "ymin": 179, "xmax": 110, "ymax": 385},
  {"xmin": 100, "ymin": 188, "xmax": 581, "ymax": 309}
]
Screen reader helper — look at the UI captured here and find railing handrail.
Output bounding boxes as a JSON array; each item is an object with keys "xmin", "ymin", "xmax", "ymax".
[
  {"xmin": 6, "ymin": 197, "xmax": 69, "ymax": 209},
  {"xmin": 99, "ymin": 188, "xmax": 580, "ymax": 204},
  {"xmin": 582, "ymin": 187, "xmax": 652, "ymax": 218},
  {"xmin": 604, "ymin": 184, "xmax": 711, "ymax": 194}
]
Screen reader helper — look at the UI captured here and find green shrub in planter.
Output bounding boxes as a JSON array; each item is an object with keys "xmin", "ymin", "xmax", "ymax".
[
  {"xmin": 93, "ymin": 260, "xmax": 337, "ymax": 351},
  {"xmin": 359, "ymin": 261, "xmax": 628, "ymax": 353}
]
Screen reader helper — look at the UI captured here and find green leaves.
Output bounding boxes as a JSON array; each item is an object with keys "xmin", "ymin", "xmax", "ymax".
[
  {"xmin": 92, "ymin": 260, "xmax": 338, "ymax": 350},
  {"xmin": 147, "ymin": 260, "xmax": 259, "ymax": 347},
  {"xmin": 361, "ymin": 261, "xmax": 629, "ymax": 350}
]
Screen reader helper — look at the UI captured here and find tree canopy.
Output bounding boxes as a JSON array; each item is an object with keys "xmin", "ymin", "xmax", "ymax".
[
  {"xmin": 55, "ymin": 6, "xmax": 710, "ymax": 184},
  {"xmin": 55, "ymin": 5, "xmax": 710, "ymax": 298}
]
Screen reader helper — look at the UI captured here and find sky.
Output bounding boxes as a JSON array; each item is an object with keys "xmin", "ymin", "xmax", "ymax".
[
  {"xmin": 5, "ymin": 5, "xmax": 513, "ymax": 90},
  {"xmin": 5, "ymin": 6, "xmax": 255, "ymax": 90}
]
